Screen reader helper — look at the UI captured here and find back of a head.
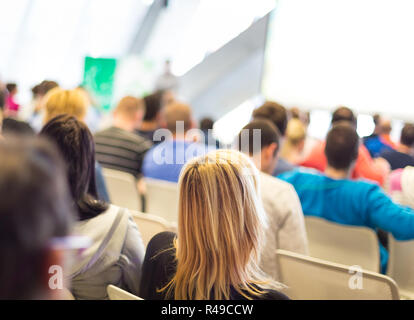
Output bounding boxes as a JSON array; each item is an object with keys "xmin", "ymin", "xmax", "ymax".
[
  {"xmin": 331, "ymin": 106, "xmax": 357, "ymax": 127},
  {"xmin": 285, "ymin": 118, "xmax": 306, "ymax": 146},
  {"xmin": 401, "ymin": 123, "xmax": 414, "ymax": 147},
  {"xmin": 200, "ymin": 118, "xmax": 215, "ymax": 131},
  {"xmin": 2, "ymin": 118, "xmax": 35, "ymax": 137},
  {"xmin": 171, "ymin": 149, "xmax": 273, "ymax": 300},
  {"xmin": 325, "ymin": 122, "xmax": 359, "ymax": 170},
  {"xmin": 6, "ymin": 83, "xmax": 17, "ymax": 94},
  {"xmin": 378, "ymin": 117, "xmax": 392, "ymax": 135},
  {"xmin": 0, "ymin": 137, "xmax": 74, "ymax": 299},
  {"xmin": 237, "ymin": 119, "xmax": 280, "ymax": 156},
  {"xmin": 252, "ymin": 101, "xmax": 288, "ymax": 136},
  {"xmin": 143, "ymin": 90, "xmax": 164, "ymax": 122},
  {"xmin": 39, "ymin": 80, "xmax": 59, "ymax": 96},
  {"xmin": 40, "ymin": 115, "xmax": 107, "ymax": 220},
  {"xmin": 164, "ymin": 102, "xmax": 192, "ymax": 134},
  {"xmin": 44, "ymin": 88, "xmax": 89, "ymax": 124},
  {"xmin": 115, "ymin": 96, "xmax": 145, "ymax": 118}
]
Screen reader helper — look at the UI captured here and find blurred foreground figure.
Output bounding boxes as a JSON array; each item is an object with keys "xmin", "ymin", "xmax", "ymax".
[{"xmin": 0, "ymin": 137, "xmax": 75, "ymax": 299}]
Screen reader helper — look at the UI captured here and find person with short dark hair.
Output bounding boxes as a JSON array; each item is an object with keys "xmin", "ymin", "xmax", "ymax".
[
  {"xmin": 2, "ymin": 118, "xmax": 35, "ymax": 136},
  {"xmin": 380, "ymin": 123, "xmax": 414, "ymax": 170},
  {"xmin": 136, "ymin": 90, "xmax": 167, "ymax": 142},
  {"xmin": 236, "ymin": 119, "xmax": 308, "ymax": 280},
  {"xmin": 200, "ymin": 117, "xmax": 220, "ymax": 148},
  {"xmin": 252, "ymin": 101, "xmax": 295, "ymax": 176},
  {"xmin": 40, "ymin": 115, "xmax": 145, "ymax": 300},
  {"xmin": 143, "ymin": 102, "xmax": 213, "ymax": 183},
  {"xmin": 279, "ymin": 122, "xmax": 414, "ymax": 274},
  {"xmin": 0, "ymin": 137, "xmax": 75, "ymax": 299},
  {"xmin": 300, "ymin": 106, "xmax": 390, "ymax": 186}
]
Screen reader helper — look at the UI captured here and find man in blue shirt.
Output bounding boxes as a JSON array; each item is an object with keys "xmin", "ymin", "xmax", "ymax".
[
  {"xmin": 143, "ymin": 102, "xmax": 213, "ymax": 183},
  {"xmin": 279, "ymin": 122, "xmax": 414, "ymax": 273}
]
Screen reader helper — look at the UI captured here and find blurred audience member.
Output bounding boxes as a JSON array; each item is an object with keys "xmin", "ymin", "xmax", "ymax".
[
  {"xmin": 42, "ymin": 87, "xmax": 109, "ymax": 202},
  {"xmin": 300, "ymin": 106, "xmax": 390, "ymax": 186},
  {"xmin": 137, "ymin": 90, "xmax": 166, "ymax": 143},
  {"xmin": 363, "ymin": 115, "xmax": 396, "ymax": 158},
  {"xmin": 95, "ymin": 96, "xmax": 152, "ymax": 179},
  {"xmin": 2, "ymin": 118, "xmax": 35, "ymax": 137},
  {"xmin": 237, "ymin": 119, "xmax": 308, "ymax": 280},
  {"xmin": 5, "ymin": 83, "xmax": 20, "ymax": 117},
  {"xmin": 252, "ymin": 101, "xmax": 295, "ymax": 176},
  {"xmin": 29, "ymin": 80, "xmax": 59, "ymax": 130},
  {"xmin": 200, "ymin": 117, "xmax": 220, "ymax": 148},
  {"xmin": 280, "ymin": 118, "xmax": 307, "ymax": 166},
  {"xmin": 154, "ymin": 60, "xmax": 179, "ymax": 93},
  {"xmin": 40, "ymin": 115, "xmax": 145, "ymax": 300},
  {"xmin": 380, "ymin": 123, "xmax": 414, "ymax": 170},
  {"xmin": 140, "ymin": 149, "xmax": 288, "ymax": 300},
  {"xmin": 43, "ymin": 88, "xmax": 88, "ymax": 124},
  {"xmin": 0, "ymin": 137, "xmax": 75, "ymax": 299},
  {"xmin": 143, "ymin": 102, "xmax": 213, "ymax": 183},
  {"xmin": 279, "ymin": 122, "xmax": 414, "ymax": 273}
]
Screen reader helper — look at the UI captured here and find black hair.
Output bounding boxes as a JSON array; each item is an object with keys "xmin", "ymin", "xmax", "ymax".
[
  {"xmin": 331, "ymin": 106, "xmax": 357, "ymax": 127},
  {"xmin": 2, "ymin": 118, "xmax": 35, "ymax": 136},
  {"xmin": 236, "ymin": 118, "xmax": 280, "ymax": 156},
  {"xmin": 0, "ymin": 137, "xmax": 74, "ymax": 299},
  {"xmin": 252, "ymin": 101, "xmax": 288, "ymax": 136},
  {"xmin": 200, "ymin": 118, "xmax": 215, "ymax": 131},
  {"xmin": 143, "ymin": 90, "xmax": 164, "ymax": 121},
  {"xmin": 40, "ymin": 114, "xmax": 108, "ymax": 221},
  {"xmin": 400, "ymin": 123, "xmax": 414, "ymax": 147},
  {"xmin": 325, "ymin": 122, "xmax": 359, "ymax": 170}
]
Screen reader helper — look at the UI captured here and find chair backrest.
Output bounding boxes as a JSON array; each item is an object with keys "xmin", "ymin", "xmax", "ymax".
[
  {"xmin": 276, "ymin": 249, "xmax": 399, "ymax": 300},
  {"xmin": 60, "ymin": 287, "xmax": 75, "ymax": 300},
  {"xmin": 107, "ymin": 285, "xmax": 143, "ymax": 300},
  {"xmin": 102, "ymin": 168, "xmax": 141, "ymax": 212},
  {"xmin": 387, "ymin": 234, "xmax": 414, "ymax": 298},
  {"xmin": 305, "ymin": 216, "xmax": 380, "ymax": 272},
  {"xmin": 131, "ymin": 211, "xmax": 176, "ymax": 246},
  {"xmin": 145, "ymin": 178, "xmax": 179, "ymax": 223}
]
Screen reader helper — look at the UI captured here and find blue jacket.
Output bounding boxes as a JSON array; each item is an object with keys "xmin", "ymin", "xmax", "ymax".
[{"xmin": 279, "ymin": 168, "xmax": 414, "ymax": 273}]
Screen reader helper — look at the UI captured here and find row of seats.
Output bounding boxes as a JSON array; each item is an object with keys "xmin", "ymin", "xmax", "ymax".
[
  {"xmin": 101, "ymin": 168, "xmax": 414, "ymax": 300},
  {"xmin": 102, "ymin": 168, "xmax": 179, "ymax": 223}
]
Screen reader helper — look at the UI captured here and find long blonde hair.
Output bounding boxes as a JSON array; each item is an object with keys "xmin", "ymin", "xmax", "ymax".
[
  {"xmin": 43, "ymin": 88, "xmax": 89, "ymax": 124},
  {"xmin": 164, "ymin": 149, "xmax": 279, "ymax": 300}
]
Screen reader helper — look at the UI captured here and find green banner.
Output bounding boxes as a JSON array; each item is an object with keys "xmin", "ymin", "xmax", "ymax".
[{"xmin": 82, "ymin": 57, "xmax": 117, "ymax": 111}]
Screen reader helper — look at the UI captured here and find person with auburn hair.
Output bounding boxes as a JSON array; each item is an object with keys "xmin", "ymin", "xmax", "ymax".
[
  {"xmin": 40, "ymin": 115, "xmax": 145, "ymax": 300},
  {"xmin": 140, "ymin": 149, "xmax": 289, "ymax": 300}
]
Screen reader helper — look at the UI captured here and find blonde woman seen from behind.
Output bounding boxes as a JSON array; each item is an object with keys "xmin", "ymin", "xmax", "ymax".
[
  {"xmin": 280, "ymin": 118, "xmax": 306, "ymax": 166},
  {"xmin": 139, "ymin": 149, "xmax": 288, "ymax": 300}
]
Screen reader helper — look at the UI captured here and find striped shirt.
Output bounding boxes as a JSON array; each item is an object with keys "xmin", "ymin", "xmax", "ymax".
[{"xmin": 95, "ymin": 126, "xmax": 153, "ymax": 178}]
